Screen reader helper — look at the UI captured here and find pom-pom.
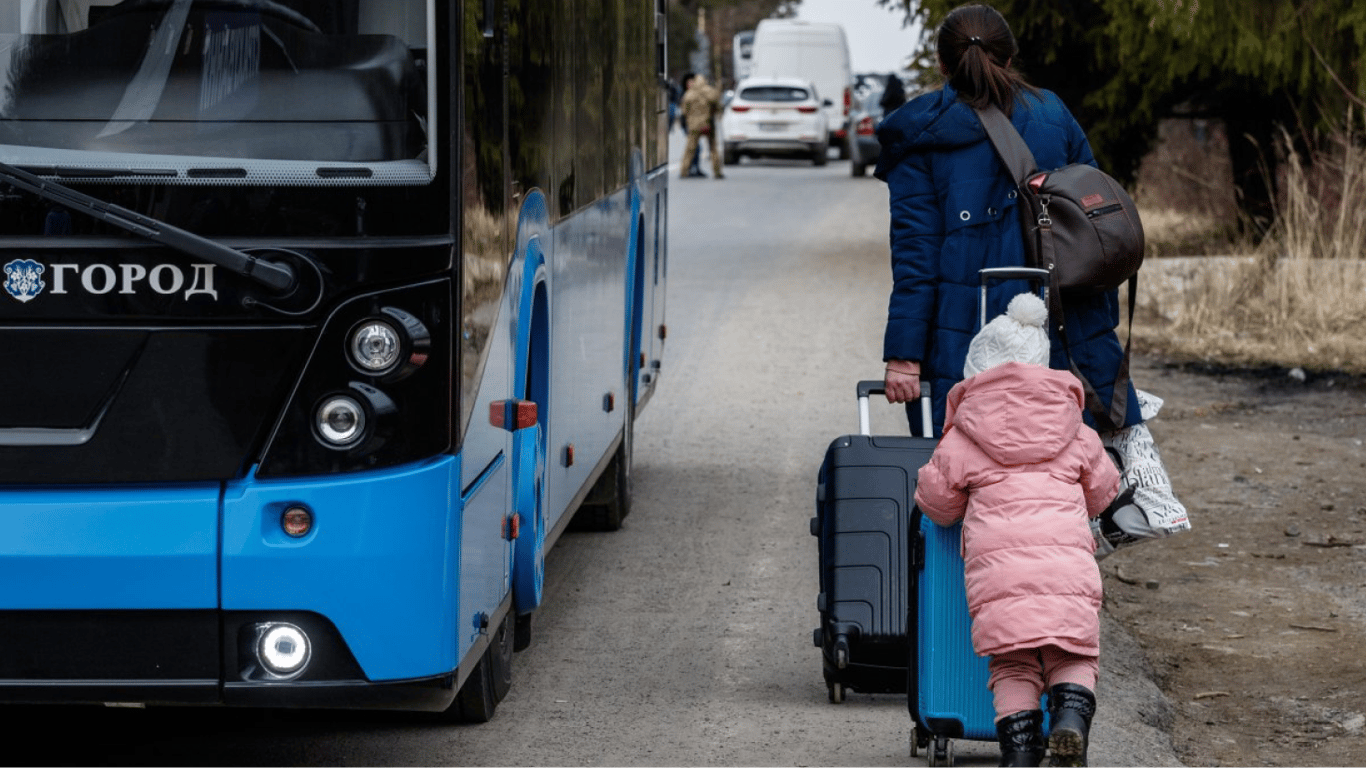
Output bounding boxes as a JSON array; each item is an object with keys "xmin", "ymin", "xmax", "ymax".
[{"xmin": 1006, "ymin": 293, "xmax": 1047, "ymax": 329}]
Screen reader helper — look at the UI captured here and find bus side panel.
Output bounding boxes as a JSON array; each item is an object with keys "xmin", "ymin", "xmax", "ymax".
[
  {"xmin": 637, "ymin": 167, "xmax": 668, "ymax": 409},
  {"xmin": 456, "ymin": 454, "xmax": 512, "ymax": 656},
  {"xmin": 544, "ymin": 193, "xmax": 630, "ymax": 532},
  {"xmin": 457, "ymin": 203, "xmax": 520, "ymax": 664},
  {"xmin": 220, "ymin": 458, "xmax": 461, "ymax": 682},
  {"xmin": 457, "ymin": 276, "xmax": 514, "ymax": 643},
  {"xmin": 0, "ymin": 487, "xmax": 218, "ymax": 609}
]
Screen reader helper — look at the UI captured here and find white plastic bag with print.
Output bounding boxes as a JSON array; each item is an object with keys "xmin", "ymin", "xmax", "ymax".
[{"xmin": 1091, "ymin": 390, "xmax": 1191, "ymax": 559}]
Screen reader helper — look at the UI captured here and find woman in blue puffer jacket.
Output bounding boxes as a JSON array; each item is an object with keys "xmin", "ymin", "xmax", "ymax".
[{"xmin": 874, "ymin": 3, "xmax": 1141, "ymax": 438}]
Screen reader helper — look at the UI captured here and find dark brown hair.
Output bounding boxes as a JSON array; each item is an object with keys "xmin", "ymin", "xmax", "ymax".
[{"xmin": 937, "ymin": 4, "xmax": 1037, "ymax": 115}]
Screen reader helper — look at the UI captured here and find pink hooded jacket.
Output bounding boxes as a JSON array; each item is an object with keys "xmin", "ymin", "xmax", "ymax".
[{"xmin": 914, "ymin": 361, "xmax": 1120, "ymax": 658}]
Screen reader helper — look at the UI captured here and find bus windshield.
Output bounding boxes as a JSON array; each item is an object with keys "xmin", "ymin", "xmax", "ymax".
[{"xmin": 0, "ymin": 0, "xmax": 433, "ymax": 185}]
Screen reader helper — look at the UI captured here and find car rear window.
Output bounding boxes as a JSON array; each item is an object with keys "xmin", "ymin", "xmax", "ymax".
[{"xmin": 739, "ymin": 86, "xmax": 810, "ymax": 102}]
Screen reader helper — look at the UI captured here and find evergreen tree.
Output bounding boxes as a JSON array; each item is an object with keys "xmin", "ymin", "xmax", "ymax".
[{"xmin": 878, "ymin": 0, "xmax": 1366, "ymax": 232}]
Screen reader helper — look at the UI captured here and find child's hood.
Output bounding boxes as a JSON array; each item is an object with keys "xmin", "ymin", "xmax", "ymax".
[{"xmin": 945, "ymin": 362, "xmax": 1088, "ymax": 466}]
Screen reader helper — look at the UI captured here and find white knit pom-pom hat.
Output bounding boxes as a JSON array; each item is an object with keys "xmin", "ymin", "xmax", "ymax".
[{"xmin": 962, "ymin": 292, "xmax": 1050, "ymax": 378}]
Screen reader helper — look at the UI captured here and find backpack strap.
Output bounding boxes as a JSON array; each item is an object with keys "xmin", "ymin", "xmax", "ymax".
[
  {"xmin": 976, "ymin": 104, "xmax": 1135, "ymax": 431},
  {"xmin": 974, "ymin": 104, "xmax": 1037, "ymax": 185},
  {"xmin": 1047, "ymin": 260, "xmax": 1136, "ymax": 432}
]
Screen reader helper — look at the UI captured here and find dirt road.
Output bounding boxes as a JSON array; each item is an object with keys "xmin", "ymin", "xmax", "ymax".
[{"xmin": 1106, "ymin": 355, "xmax": 1366, "ymax": 766}]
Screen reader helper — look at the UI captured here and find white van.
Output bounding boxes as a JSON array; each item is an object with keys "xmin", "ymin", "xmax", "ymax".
[
  {"xmin": 733, "ymin": 30, "xmax": 755, "ymax": 82},
  {"xmin": 748, "ymin": 19, "xmax": 852, "ymax": 156}
]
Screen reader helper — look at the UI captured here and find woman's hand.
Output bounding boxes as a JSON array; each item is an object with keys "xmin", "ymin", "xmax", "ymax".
[{"xmin": 884, "ymin": 360, "xmax": 921, "ymax": 403}]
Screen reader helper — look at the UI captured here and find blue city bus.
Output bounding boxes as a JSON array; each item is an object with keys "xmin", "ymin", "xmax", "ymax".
[{"xmin": 0, "ymin": 0, "xmax": 668, "ymax": 722}]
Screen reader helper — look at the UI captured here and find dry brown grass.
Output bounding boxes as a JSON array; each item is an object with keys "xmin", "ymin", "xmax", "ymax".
[{"xmin": 1131, "ymin": 120, "xmax": 1366, "ymax": 375}]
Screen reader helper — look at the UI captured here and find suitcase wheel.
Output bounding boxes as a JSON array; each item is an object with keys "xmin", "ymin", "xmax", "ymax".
[
  {"xmin": 909, "ymin": 724, "xmax": 929, "ymax": 757},
  {"xmin": 926, "ymin": 737, "xmax": 953, "ymax": 767},
  {"xmin": 826, "ymin": 681, "xmax": 845, "ymax": 704}
]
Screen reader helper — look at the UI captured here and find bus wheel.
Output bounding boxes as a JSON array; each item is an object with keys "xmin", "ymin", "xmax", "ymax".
[
  {"xmin": 450, "ymin": 611, "xmax": 514, "ymax": 723},
  {"xmin": 570, "ymin": 409, "xmax": 633, "ymax": 531}
]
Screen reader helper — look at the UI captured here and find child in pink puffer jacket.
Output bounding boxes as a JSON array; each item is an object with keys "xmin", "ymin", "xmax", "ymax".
[{"xmin": 915, "ymin": 293, "xmax": 1120, "ymax": 768}]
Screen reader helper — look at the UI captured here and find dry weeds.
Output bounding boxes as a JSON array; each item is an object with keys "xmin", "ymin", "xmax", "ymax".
[{"xmin": 1132, "ymin": 121, "xmax": 1366, "ymax": 375}]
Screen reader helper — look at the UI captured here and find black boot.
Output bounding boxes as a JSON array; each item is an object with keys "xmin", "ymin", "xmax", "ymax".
[
  {"xmin": 996, "ymin": 709, "xmax": 1046, "ymax": 766},
  {"xmin": 1047, "ymin": 683, "xmax": 1096, "ymax": 767}
]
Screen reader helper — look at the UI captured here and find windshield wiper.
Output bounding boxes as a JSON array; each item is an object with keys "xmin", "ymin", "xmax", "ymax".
[
  {"xmin": 0, "ymin": 161, "xmax": 296, "ymax": 293},
  {"xmin": 19, "ymin": 166, "xmax": 177, "ymax": 178}
]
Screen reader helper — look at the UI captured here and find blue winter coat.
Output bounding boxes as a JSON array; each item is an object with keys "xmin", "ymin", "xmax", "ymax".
[{"xmin": 874, "ymin": 84, "xmax": 1141, "ymax": 434}]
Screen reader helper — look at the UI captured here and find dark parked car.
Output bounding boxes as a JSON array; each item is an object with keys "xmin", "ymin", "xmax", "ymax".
[
  {"xmin": 847, "ymin": 75, "xmax": 909, "ymax": 177},
  {"xmin": 846, "ymin": 82, "xmax": 884, "ymax": 177}
]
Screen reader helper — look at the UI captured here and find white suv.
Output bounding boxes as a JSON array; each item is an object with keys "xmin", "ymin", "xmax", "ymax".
[{"xmin": 721, "ymin": 77, "xmax": 830, "ymax": 166}]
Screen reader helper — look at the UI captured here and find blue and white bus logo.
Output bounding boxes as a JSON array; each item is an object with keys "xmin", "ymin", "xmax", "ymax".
[{"xmin": 4, "ymin": 259, "xmax": 46, "ymax": 303}]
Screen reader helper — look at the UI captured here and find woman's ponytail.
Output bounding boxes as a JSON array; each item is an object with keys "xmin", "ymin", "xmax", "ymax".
[{"xmin": 937, "ymin": 4, "xmax": 1037, "ymax": 115}]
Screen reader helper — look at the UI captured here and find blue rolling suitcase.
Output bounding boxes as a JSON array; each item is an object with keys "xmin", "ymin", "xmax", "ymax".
[
  {"xmin": 908, "ymin": 512, "xmax": 996, "ymax": 764},
  {"xmin": 811, "ymin": 380, "xmax": 935, "ymax": 703},
  {"xmin": 909, "ymin": 266, "xmax": 1053, "ymax": 765}
]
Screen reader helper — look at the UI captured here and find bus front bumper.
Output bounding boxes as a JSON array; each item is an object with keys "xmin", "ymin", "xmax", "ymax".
[
  {"xmin": 0, "ymin": 608, "xmax": 459, "ymax": 712},
  {"xmin": 0, "ymin": 457, "xmax": 469, "ymax": 711}
]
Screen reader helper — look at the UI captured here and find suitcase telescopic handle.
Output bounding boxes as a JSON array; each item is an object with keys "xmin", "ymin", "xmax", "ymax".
[
  {"xmin": 979, "ymin": 267, "xmax": 1051, "ymax": 328},
  {"xmin": 856, "ymin": 380, "xmax": 933, "ymax": 438},
  {"xmin": 979, "ymin": 266, "xmax": 1051, "ymax": 284}
]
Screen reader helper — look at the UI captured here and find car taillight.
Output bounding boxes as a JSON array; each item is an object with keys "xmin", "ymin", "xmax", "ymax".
[
  {"xmin": 797, "ymin": 105, "xmax": 818, "ymax": 113},
  {"xmin": 731, "ymin": 105, "xmax": 751, "ymax": 112},
  {"xmin": 844, "ymin": 87, "xmax": 852, "ymax": 117},
  {"xmin": 857, "ymin": 116, "xmax": 875, "ymax": 135}
]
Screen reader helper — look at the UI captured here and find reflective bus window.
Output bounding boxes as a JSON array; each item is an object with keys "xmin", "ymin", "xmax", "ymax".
[{"xmin": 0, "ymin": 0, "xmax": 434, "ymax": 186}]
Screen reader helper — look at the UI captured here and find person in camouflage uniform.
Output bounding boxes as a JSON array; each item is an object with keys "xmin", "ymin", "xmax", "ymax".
[{"xmin": 679, "ymin": 75, "xmax": 724, "ymax": 180}]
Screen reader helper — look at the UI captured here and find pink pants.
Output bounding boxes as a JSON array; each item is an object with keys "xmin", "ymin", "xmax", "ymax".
[{"xmin": 989, "ymin": 645, "xmax": 1099, "ymax": 720}]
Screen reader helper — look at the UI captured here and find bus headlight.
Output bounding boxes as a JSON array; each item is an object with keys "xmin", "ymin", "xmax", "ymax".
[
  {"xmin": 315, "ymin": 396, "xmax": 366, "ymax": 447},
  {"xmin": 255, "ymin": 623, "xmax": 311, "ymax": 678},
  {"xmin": 349, "ymin": 320, "xmax": 401, "ymax": 374}
]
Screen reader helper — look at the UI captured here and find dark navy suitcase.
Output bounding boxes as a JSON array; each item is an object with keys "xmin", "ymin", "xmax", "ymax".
[
  {"xmin": 909, "ymin": 266, "xmax": 1053, "ymax": 765},
  {"xmin": 811, "ymin": 380, "xmax": 934, "ymax": 703}
]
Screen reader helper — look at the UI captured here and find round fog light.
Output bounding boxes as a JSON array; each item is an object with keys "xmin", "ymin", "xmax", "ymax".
[
  {"xmin": 349, "ymin": 320, "xmax": 401, "ymax": 373},
  {"xmin": 316, "ymin": 396, "xmax": 365, "ymax": 447},
  {"xmin": 281, "ymin": 505, "xmax": 313, "ymax": 538},
  {"xmin": 258, "ymin": 623, "xmax": 311, "ymax": 677}
]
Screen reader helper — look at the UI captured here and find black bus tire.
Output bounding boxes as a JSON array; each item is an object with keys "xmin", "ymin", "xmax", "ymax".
[
  {"xmin": 570, "ymin": 407, "xmax": 633, "ymax": 531},
  {"xmin": 447, "ymin": 611, "xmax": 514, "ymax": 723}
]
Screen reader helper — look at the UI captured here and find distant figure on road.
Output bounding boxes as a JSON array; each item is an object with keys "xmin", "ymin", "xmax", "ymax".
[
  {"xmin": 879, "ymin": 72, "xmax": 906, "ymax": 113},
  {"xmin": 679, "ymin": 74, "xmax": 724, "ymax": 180},
  {"xmin": 678, "ymin": 72, "xmax": 703, "ymax": 177},
  {"xmin": 914, "ymin": 293, "xmax": 1119, "ymax": 767}
]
